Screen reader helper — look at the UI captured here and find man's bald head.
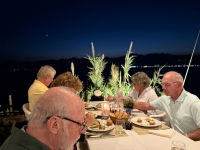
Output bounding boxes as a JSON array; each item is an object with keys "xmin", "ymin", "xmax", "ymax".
[
  {"xmin": 28, "ymin": 86, "xmax": 84, "ymax": 128},
  {"xmin": 163, "ymin": 71, "xmax": 183, "ymax": 84}
]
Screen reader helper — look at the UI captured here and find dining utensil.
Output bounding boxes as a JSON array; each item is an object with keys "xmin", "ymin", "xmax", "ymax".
[{"xmin": 88, "ymin": 132, "xmax": 115, "ymax": 138}]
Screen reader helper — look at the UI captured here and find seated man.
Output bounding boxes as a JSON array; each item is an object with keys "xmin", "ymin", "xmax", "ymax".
[
  {"xmin": 134, "ymin": 71, "xmax": 200, "ymax": 141},
  {"xmin": 28, "ymin": 65, "xmax": 56, "ymax": 111},
  {"xmin": 0, "ymin": 87, "xmax": 86, "ymax": 150}
]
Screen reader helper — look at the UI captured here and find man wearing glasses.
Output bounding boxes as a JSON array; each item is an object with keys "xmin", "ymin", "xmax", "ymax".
[
  {"xmin": 134, "ymin": 71, "xmax": 200, "ymax": 141},
  {"xmin": 0, "ymin": 87, "xmax": 86, "ymax": 150}
]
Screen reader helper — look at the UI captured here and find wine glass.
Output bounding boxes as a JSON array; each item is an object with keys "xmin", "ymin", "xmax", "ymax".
[{"xmin": 171, "ymin": 141, "xmax": 186, "ymax": 150}]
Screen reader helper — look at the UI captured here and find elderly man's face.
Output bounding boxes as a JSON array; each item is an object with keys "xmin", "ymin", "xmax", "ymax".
[
  {"xmin": 58, "ymin": 103, "xmax": 86, "ymax": 150},
  {"xmin": 161, "ymin": 74, "xmax": 179, "ymax": 96},
  {"xmin": 45, "ymin": 74, "xmax": 54, "ymax": 86}
]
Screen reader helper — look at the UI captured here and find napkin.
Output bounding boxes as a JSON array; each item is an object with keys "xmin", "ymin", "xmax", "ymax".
[{"xmin": 148, "ymin": 129, "xmax": 176, "ymax": 138}]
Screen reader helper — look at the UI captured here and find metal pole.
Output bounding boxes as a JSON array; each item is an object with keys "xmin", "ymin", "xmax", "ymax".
[{"xmin": 183, "ymin": 30, "xmax": 200, "ymax": 86}]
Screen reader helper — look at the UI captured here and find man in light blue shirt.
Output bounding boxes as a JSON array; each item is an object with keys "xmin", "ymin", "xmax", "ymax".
[{"xmin": 134, "ymin": 71, "xmax": 200, "ymax": 141}]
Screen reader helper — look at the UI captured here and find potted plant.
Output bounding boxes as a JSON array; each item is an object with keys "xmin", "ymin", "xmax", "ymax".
[{"xmin": 123, "ymin": 99, "xmax": 134, "ymax": 115}]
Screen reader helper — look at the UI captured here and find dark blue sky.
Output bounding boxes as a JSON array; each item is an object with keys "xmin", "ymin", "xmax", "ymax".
[{"xmin": 1, "ymin": 0, "xmax": 200, "ymax": 61}]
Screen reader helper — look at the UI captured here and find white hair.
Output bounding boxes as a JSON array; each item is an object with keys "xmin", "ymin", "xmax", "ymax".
[{"xmin": 37, "ymin": 65, "xmax": 56, "ymax": 78}]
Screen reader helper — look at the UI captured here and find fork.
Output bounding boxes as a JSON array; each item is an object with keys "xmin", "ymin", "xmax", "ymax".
[{"xmin": 89, "ymin": 132, "xmax": 115, "ymax": 138}]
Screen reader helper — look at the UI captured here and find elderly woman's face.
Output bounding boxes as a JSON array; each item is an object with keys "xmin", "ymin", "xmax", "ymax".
[{"xmin": 132, "ymin": 81, "xmax": 143, "ymax": 91}]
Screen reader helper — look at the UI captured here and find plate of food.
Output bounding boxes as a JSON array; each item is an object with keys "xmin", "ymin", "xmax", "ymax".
[
  {"xmin": 84, "ymin": 102, "xmax": 94, "ymax": 109},
  {"xmin": 87, "ymin": 119, "xmax": 114, "ymax": 132},
  {"xmin": 131, "ymin": 117, "xmax": 162, "ymax": 127}
]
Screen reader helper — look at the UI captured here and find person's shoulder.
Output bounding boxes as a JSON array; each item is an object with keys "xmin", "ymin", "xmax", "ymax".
[
  {"xmin": 185, "ymin": 90, "xmax": 199, "ymax": 101},
  {"xmin": 0, "ymin": 136, "xmax": 27, "ymax": 150},
  {"xmin": 146, "ymin": 87, "xmax": 158, "ymax": 96}
]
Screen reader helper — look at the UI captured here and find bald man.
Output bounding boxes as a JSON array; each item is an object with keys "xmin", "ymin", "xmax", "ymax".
[
  {"xmin": 134, "ymin": 71, "xmax": 200, "ymax": 141},
  {"xmin": 1, "ymin": 87, "xmax": 86, "ymax": 150}
]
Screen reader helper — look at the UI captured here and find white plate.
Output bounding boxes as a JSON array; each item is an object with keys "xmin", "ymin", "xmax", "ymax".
[
  {"xmin": 131, "ymin": 117, "xmax": 162, "ymax": 127},
  {"xmin": 85, "ymin": 104, "xmax": 94, "ymax": 109},
  {"xmin": 132, "ymin": 109, "xmax": 140, "ymax": 112},
  {"xmin": 87, "ymin": 120, "xmax": 114, "ymax": 132},
  {"xmin": 85, "ymin": 111, "xmax": 102, "ymax": 117}
]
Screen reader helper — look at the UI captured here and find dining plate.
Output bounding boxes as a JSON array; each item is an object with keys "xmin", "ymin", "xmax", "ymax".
[
  {"xmin": 85, "ymin": 104, "xmax": 94, "ymax": 109},
  {"xmin": 84, "ymin": 102, "xmax": 94, "ymax": 109},
  {"xmin": 132, "ymin": 109, "xmax": 140, "ymax": 112},
  {"xmin": 85, "ymin": 111, "xmax": 102, "ymax": 117},
  {"xmin": 87, "ymin": 120, "xmax": 115, "ymax": 132},
  {"xmin": 131, "ymin": 117, "xmax": 162, "ymax": 127}
]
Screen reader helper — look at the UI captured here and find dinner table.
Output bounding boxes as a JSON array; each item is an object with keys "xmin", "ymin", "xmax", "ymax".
[{"xmin": 84, "ymin": 101, "xmax": 199, "ymax": 150}]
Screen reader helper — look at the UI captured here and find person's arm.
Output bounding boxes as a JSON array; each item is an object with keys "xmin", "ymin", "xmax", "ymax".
[
  {"xmin": 105, "ymin": 95, "xmax": 116, "ymax": 101},
  {"xmin": 134, "ymin": 102, "xmax": 155, "ymax": 110},
  {"xmin": 85, "ymin": 112, "xmax": 95, "ymax": 126},
  {"xmin": 186, "ymin": 129, "xmax": 200, "ymax": 141},
  {"xmin": 187, "ymin": 101, "xmax": 200, "ymax": 141}
]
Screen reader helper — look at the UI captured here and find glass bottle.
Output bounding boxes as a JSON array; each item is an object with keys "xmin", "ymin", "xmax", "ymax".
[{"xmin": 116, "ymin": 86, "xmax": 123, "ymax": 111}]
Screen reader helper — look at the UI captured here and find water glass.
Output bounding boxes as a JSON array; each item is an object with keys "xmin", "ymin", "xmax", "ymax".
[
  {"xmin": 115, "ymin": 118, "xmax": 125, "ymax": 135},
  {"xmin": 111, "ymin": 102, "xmax": 119, "ymax": 112},
  {"xmin": 171, "ymin": 141, "xmax": 186, "ymax": 150}
]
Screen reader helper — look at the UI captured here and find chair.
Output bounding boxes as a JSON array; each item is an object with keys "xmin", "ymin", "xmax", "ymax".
[
  {"xmin": 149, "ymin": 112, "xmax": 171, "ymax": 127},
  {"xmin": 22, "ymin": 103, "xmax": 31, "ymax": 121}
]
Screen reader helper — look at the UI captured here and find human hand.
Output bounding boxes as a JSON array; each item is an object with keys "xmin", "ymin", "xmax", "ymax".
[
  {"xmin": 120, "ymin": 96, "xmax": 126, "ymax": 100},
  {"xmin": 85, "ymin": 112, "xmax": 95, "ymax": 126},
  {"xmin": 105, "ymin": 95, "xmax": 114, "ymax": 101}
]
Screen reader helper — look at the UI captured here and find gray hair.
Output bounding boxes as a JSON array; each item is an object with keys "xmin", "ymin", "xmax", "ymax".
[
  {"xmin": 28, "ymin": 87, "xmax": 73, "ymax": 128},
  {"xmin": 131, "ymin": 72, "xmax": 150, "ymax": 88},
  {"xmin": 37, "ymin": 65, "xmax": 56, "ymax": 78}
]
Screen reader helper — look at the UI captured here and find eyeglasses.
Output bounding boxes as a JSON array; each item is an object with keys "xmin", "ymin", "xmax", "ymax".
[
  {"xmin": 47, "ymin": 116, "xmax": 87, "ymax": 133},
  {"xmin": 161, "ymin": 81, "xmax": 177, "ymax": 87}
]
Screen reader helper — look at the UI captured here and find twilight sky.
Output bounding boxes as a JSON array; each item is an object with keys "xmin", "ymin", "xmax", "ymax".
[{"xmin": 1, "ymin": 0, "xmax": 200, "ymax": 61}]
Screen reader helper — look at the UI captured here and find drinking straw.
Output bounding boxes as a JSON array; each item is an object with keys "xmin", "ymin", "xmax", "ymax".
[{"xmin": 183, "ymin": 30, "xmax": 200, "ymax": 85}]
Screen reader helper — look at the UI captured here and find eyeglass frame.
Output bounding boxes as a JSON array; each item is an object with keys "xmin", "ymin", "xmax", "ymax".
[
  {"xmin": 161, "ymin": 81, "xmax": 178, "ymax": 87},
  {"xmin": 47, "ymin": 116, "xmax": 88, "ymax": 132}
]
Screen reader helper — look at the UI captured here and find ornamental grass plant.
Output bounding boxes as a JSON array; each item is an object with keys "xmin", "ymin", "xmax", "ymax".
[{"xmin": 74, "ymin": 42, "xmax": 164, "ymax": 101}]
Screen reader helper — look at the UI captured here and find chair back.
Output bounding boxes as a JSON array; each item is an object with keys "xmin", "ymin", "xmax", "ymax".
[{"xmin": 22, "ymin": 103, "xmax": 31, "ymax": 120}]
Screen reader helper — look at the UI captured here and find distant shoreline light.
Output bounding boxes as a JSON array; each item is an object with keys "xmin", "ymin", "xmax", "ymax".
[{"xmin": 0, "ymin": 65, "xmax": 200, "ymax": 71}]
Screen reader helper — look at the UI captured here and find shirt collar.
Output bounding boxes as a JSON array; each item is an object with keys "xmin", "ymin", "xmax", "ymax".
[{"xmin": 170, "ymin": 89, "xmax": 186, "ymax": 102}]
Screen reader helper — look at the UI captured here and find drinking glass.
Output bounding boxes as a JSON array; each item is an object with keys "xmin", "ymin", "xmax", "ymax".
[
  {"xmin": 111, "ymin": 102, "xmax": 119, "ymax": 112},
  {"xmin": 171, "ymin": 141, "xmax": 186, "ymax": 150},
  {"xmin": 115, "ymin": 118, "xmax": 125, "ymax": 135}
]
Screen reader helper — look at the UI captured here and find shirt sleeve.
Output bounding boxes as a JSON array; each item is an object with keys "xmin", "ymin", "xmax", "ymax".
[
  {"xmin": 190, "ymin": 101, "xmax": 200, "ymax": 127},
  {"xmin": 150, "ymin": 96, "xmax": 163, "ymax": 110}
]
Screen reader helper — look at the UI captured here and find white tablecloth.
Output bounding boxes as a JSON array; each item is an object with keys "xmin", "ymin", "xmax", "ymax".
[{"xmin": 86, "ymin": 101, "xmax": 199, "ymax": 150}]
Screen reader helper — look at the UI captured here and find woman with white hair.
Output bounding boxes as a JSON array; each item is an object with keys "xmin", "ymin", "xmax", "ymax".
[{"xmin": 106, "ymin": 72, "xmax": 163, "ymax": 116}]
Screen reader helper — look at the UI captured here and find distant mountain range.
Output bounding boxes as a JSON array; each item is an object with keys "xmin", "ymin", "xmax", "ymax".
[{"xmin": 0, "ymin": 53, "xmax": 200, "ymax": 69}]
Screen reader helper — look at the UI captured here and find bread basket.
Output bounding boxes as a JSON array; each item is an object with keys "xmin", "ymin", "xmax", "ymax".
[{"xmin": 109, "ymin": 111, "xmax": 130, "ymax": 124}]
